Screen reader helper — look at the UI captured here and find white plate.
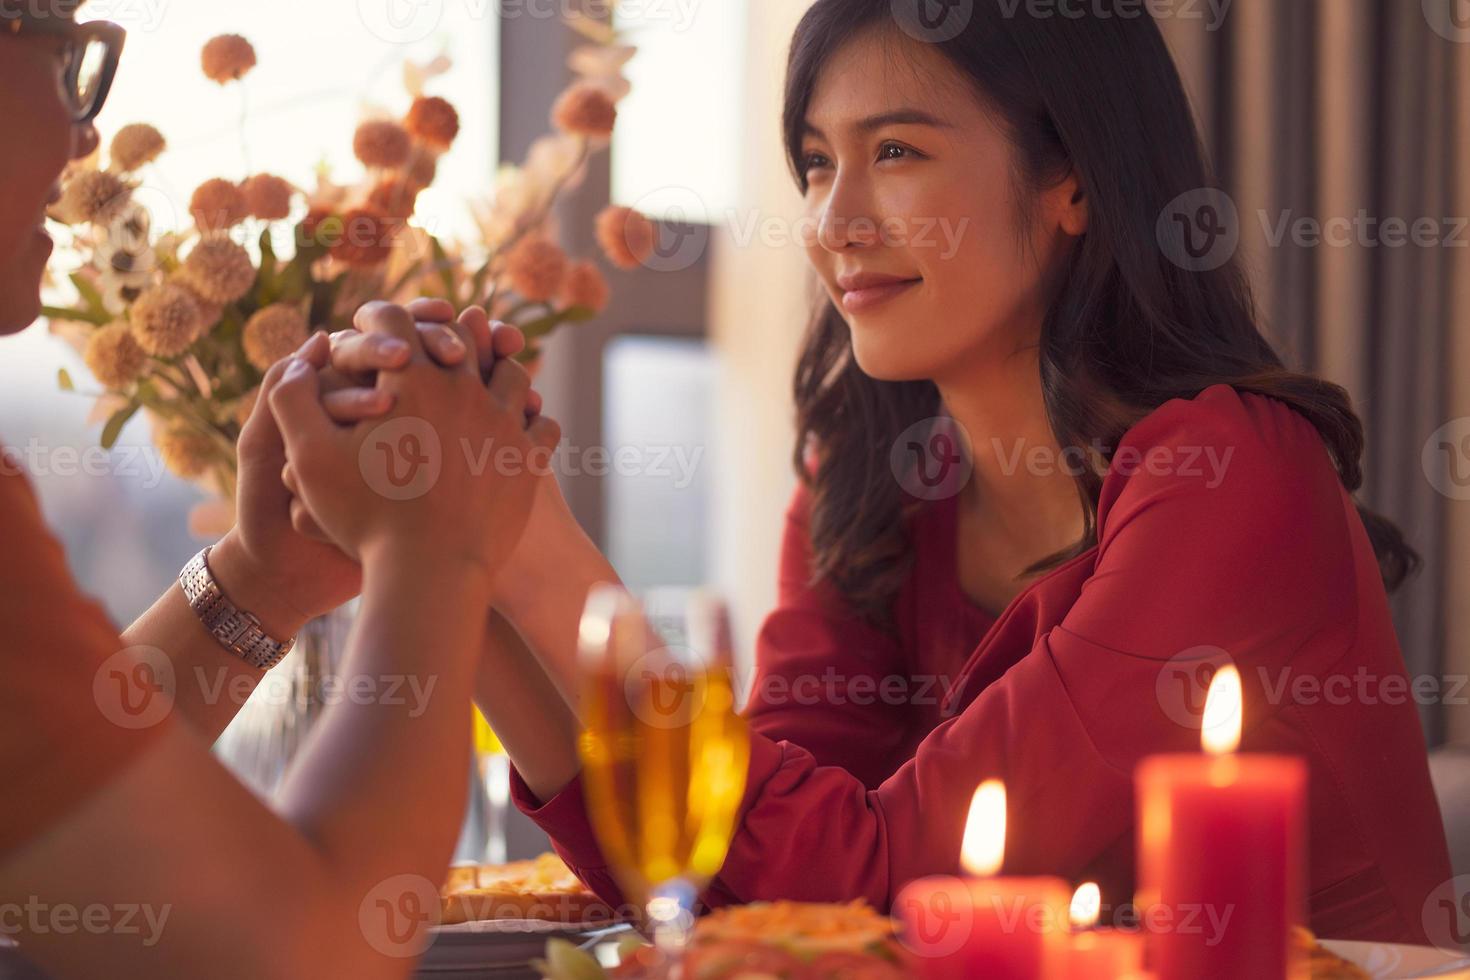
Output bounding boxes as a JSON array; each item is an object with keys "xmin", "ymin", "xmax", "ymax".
[
  {"xmin": 1322, "ymin": 940, "xmax": 1470, "ymax": 979},
  {"xmin": 415, "ymin": 921, "xmax": 632, "ymax": 974}
]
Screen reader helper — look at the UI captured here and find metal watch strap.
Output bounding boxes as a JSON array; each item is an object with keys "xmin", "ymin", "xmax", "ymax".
[{"xmin": 179, "ymin": 546, "xmax": 295, "ymax": 670}]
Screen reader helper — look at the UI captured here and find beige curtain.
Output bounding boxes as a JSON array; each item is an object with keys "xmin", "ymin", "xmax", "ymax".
[{"xmin": 1160, "ymin": 1, "xmax": 1470, "ymax": 744}]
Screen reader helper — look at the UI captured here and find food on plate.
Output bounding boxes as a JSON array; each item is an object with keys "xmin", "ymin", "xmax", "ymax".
[
  {"xmin": 1293, "ymin": 926, "xmax": 1373, "ymax": 980},
  {"xmin": 440, "ymin": 852, "xmax": 615, "ymax": 925}
]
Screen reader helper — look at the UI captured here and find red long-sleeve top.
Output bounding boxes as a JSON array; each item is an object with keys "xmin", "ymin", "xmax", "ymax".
[{"xmin": 511, "ymin": 383, "xmax": 1451, "ymax": 943}]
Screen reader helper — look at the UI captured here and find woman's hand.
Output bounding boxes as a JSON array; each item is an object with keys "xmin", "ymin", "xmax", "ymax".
[
  {"xmin": 207, "ymin": 334, "xmax": 361, "ymax": 639},
  {"xmin": 268, "ymin": 301, "xmax": 559, "ymax": 592}
]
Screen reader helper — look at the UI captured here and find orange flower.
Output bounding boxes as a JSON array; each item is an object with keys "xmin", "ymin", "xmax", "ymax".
[
  {"xmin": 405, "ymin": 96, "xmax": 460, "ymax": 151},
  {"xmin": 353, "ymin": 120, "xmax": 412, "ymax": 169},
  {"xmin": 240, "ymin": 173, "xmax": 294, "ymax": 221},
  {"xmin": 405, "ymin": 152, "xmax": 438, "ymax": 190},
  {"xmin": 329, "ymin": 209, "xmax": 400, "ymax": 267},
  {"xmin": 109, "ymin": 124, "xmax": 166, "ymax": 172},
  {"xmin": 242, "ymin": 304, "xmax": 308, "ymax": 371},
  {"xmin": 595, "ymin": 206, "xmax": 654, "ymax": 270},
  {"xmin": 559, "ymin": 260, "xmax": 609, "ymax": 314},
  {"xmin": 190, "ymin": 178, "xmax": 247, "ymax": 232},
  {"xmin": 201, "ymin": 34, "xmax": 256, "ymax": 84},
  {"xmin": 299, "ymin": 207, "xmax": 336, "ymax": 249},
  {"xmin": 366, "ymin": 176, "xmax": 419, "ymax": 220},
  {"xmin": 551, "ymin": 83, "xmax": 617, "ymax": 139},
  {"xmin": 504, "ymin": 237, "xmax": 568, "ymax": 302}
]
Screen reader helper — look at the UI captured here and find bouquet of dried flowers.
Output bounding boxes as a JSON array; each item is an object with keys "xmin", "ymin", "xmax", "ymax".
[{"xmin": 44, "ymin": 15, "xmax": 648, "ymax": 534}]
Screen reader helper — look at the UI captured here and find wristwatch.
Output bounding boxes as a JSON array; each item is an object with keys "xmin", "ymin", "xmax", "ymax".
[{"xmin": 179, "ymin": 546, "xmax": 295, "ymax": 670}]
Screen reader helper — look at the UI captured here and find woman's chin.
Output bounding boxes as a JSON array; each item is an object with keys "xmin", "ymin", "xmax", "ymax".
[{"xmin": 849, "ymin": 333, "xmax": 939, "ymax": 384}]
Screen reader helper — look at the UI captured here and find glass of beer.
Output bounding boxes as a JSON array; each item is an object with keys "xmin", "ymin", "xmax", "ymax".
[{"xmin": 576, "ymin": 584, "xmax": 750, "ymax": 953}]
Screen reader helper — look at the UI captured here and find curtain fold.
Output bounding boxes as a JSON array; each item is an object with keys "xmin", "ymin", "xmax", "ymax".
[{"xmin": 1160, "ymin": 1, "xmax": 1466, "ymax": 744}]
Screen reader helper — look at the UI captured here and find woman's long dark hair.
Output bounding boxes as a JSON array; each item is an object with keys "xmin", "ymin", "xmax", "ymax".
[{"xmin": 785, "ymin": 0, "xmax": 1418, "ymax": 627}]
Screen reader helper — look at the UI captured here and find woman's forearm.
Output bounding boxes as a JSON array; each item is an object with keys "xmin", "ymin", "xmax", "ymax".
[{"xmin": 473, "ymin": 611, "xmax": 582, "ymax": 803}]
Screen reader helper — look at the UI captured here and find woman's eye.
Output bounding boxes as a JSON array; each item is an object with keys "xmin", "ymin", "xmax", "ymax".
[
  {"xmin": 878, "ymin": 142, "xmax": 917, "ymax": 162},
  {"xmin": 802, "ymin": 151, "xmax": 832, "ymax": 175}
]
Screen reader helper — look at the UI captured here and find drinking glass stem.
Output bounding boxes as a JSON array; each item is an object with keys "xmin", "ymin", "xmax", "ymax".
[
  {"xmin": 478, "ymin": 752, "xmax": 510, "ymax": 866},
  {"xmin": 647, "ymin": 878, "xmax": 698, "ymax": 956}
]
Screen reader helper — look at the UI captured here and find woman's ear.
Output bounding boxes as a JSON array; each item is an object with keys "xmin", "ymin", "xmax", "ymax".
[{"xmin": 1055, "ymin": 171, "xmax": 1089, "ymax": 238}]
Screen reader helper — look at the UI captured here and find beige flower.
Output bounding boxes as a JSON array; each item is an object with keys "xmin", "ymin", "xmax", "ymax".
[
  {"xmin": 190, "ymin": 179, "xmax": 248, "ymax": 232},
  {"xmin": 595, "ymin": 206, "xmax": 654, "ymax": 270},
  {"xmin": 130, "ymin": 282, "xmax": 205, "ymax": 356},
  {"xmin": 504, "ymin": 237, "xmax": 568, "ymax": 303},
  {"xmin": 551, "ymin": 83, "xmax": 617, "ymax": 139},
  {"xmin": 242, "ymin": 303, "xmax": 308, "ymax": 371},
  {"xmin": 240, "ymin": 173, "xmax": 294, "ymax": 221},
  {"xmin": 201, "ymin": 34, "xmax": 256, "ymax": 84},
  {"xmin": 155, "ymin": 423, "xmax": 215, "ymax": 479},
  {"xmin": 109, "ymin": 124, "xmax": 166, "ymax": 172},
  {"xmin": 559, "ymin": 260, "xmax": 610, "ymax": 314},
  {"xmin": 55, "ymin": 169, "xmax": 132, "ymax": 226},
  {"xmin": 353, "ymin": 120, "xmax": 411, "ymax": 169},
  {"xmin": 405, "ymin": 96, "xmax": 460, "ymax": 151},
  {"xmin": 180, "ymin": 238, "xmax": 256, "ymax": 305},
  {"xmin": 83, "ymin": 321, "xmax": 148, "ymax": 388}
]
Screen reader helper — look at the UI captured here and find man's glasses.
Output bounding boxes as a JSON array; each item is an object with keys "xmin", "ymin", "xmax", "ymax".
[{"xmin": 2, "ymin": 17, "xmax": 127, "ymax": 123}]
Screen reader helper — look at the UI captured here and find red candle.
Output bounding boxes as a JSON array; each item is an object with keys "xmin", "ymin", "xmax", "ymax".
[
  {"xmin": 1135, "ymin": 665, "xmax": 1307, "ymax": 980},
  {"xmin": 1065, "ymin": 882, "xmax": 1146, "ymax": 979},
  {"xmin": 895, "ymin": 780, "xmax": 1070, "ymax": 979}
]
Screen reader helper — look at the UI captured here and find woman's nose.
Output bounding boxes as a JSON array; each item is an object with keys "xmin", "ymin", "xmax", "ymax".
[
  {"xmin": 817, "ymin": 181, "xmax": 882, "ymax": 253},
  {"xmin": 71, "ymin": 122, "xmax": 100, "ymax": 161}
]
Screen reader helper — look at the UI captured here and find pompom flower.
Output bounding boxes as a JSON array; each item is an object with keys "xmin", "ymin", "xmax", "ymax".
[
  {"xmin": 242, "ymin": 303, "xmax": 308, "ymax": 371},
  {"xmin": 595, "ymin": 206, "xmax": 655, "ymax": 270},
  {"xmin": 366, "ymin": 177, "xmax": 419, "ymax": 219},
  {"xmin": 155, "ymin": 423, "xmax": 215, "ymax": 479},
  {"xmin": 405, "ymin": 96, "xmax": 460, "ymax": 150},
  {"xmin": 329, "ymin": 209, "xmax": 399, "ymax": 267},
  {"xmin": 129, "ymin": 282, "xmax": 205, "ymax": 357},
  {"xmin": 504, "ymin": 237, "xmax": 568, "ymax": 303},
  {"xmin": 551, "ymin": 83, "xmax": 617, "ymax": 139},
  {"xmin": 190, "ymin": 178, "xmax": 248, "ymax": 231},
  {"xmin": 83, "ymin": 321, "xmax": 148, "ymax": 388},
  {"xmin": 201, "ymin": 34, "xmax": 256, "ymax": 84},
  {"xmin": 55, "ymin": 169, "xmax": 132, "ymax": 226},
  {"xmin": 109, "ymin": 124, "xmax": 166, "ymax": 172},
  {"xmin": 559, "ymin": 260, "xmax": 610, "ymax": 314},
  {"xmin": 353, "ymin": 120, "xmax": 412, "ymax": 169},
  {"xmin": 180, "ymin": 238, "xmax": 256, "ymax": 305},
  {"xmin": 405, "ymin": 152, "xmax": 437, "ymax": 190},
  {"xmin": 240, "ymin": 173, "xmax": 294, "ymax": 221}
]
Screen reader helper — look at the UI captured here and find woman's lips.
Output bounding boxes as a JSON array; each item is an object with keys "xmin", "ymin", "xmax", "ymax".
[{"xmin": 841, "ymin": 278, "xmax": 921, "ymax": 314}]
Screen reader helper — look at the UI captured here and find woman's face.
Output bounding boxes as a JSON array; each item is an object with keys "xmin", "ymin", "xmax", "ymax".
[
  {"xmin": 798, "ymin": 28, "xmax": 1086, "ymax": 384},
  {"xmin": 0, "ymin": 24, "xmax": 99, "ymax": 335}
]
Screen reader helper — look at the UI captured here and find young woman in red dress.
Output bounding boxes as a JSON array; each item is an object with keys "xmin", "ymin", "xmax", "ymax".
[{"xmin": 342, "ymin": 0, "xmax": 1451, "ymax": 946}]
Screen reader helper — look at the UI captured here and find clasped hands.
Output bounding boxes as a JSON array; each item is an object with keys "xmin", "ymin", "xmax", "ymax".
[{"xmin": 255, "ymin": 298, "xmax": 560, "ymax": 608}]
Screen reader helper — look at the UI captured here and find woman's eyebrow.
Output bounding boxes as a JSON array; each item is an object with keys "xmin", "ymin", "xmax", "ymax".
[{"xmin": 802, "ymin": 108, "xmax": 956, "ymax": 140}]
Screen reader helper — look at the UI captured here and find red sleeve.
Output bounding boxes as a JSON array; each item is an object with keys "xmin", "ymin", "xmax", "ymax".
[
  {"xmin": 741, "ymin": 484, "xmax": 911, "ymax": 788},
  {"xmin": 513, "ymin": 385, "xmax": 1356, "ymax": 910},
  {"xmin": 0, "ymin": 451, "xmax": 175, "ymax": 859}
]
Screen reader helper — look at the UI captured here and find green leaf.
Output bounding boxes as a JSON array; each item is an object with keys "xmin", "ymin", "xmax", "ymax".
[
  {"xmin": 256, "ymin": 228, "xmax": 278, "ymax": 302},
  {"xmin": 57, "ymin": 367, "xmax": 75, "ymax": 392},
  {"xmin": 100, "ymin": 402, "xmax": 140, "ymax": 450},
  {"xmin": 69, "ymin": 272, "xmax": 107, "ymax": 318},
  {"xmin": 430, "ymin": 235, "xmax": 457, "ymax": 300},
  {"xmin": 41, "ymin": 304, "xmax": 109, "ymax": 326}
]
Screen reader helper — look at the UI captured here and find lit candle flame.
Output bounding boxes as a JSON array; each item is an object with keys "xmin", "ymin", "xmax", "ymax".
[
  {"xmin": 959, "ymin": 779, "xmax": 1006, "ymax": 876},
  {"xmin": 1201, "ymin": 663, "xmax": 1243, "ymax": 755},
  {"xmin": 1070, "ymin": 882, "xmax": 1102, "ymax": 930}
]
